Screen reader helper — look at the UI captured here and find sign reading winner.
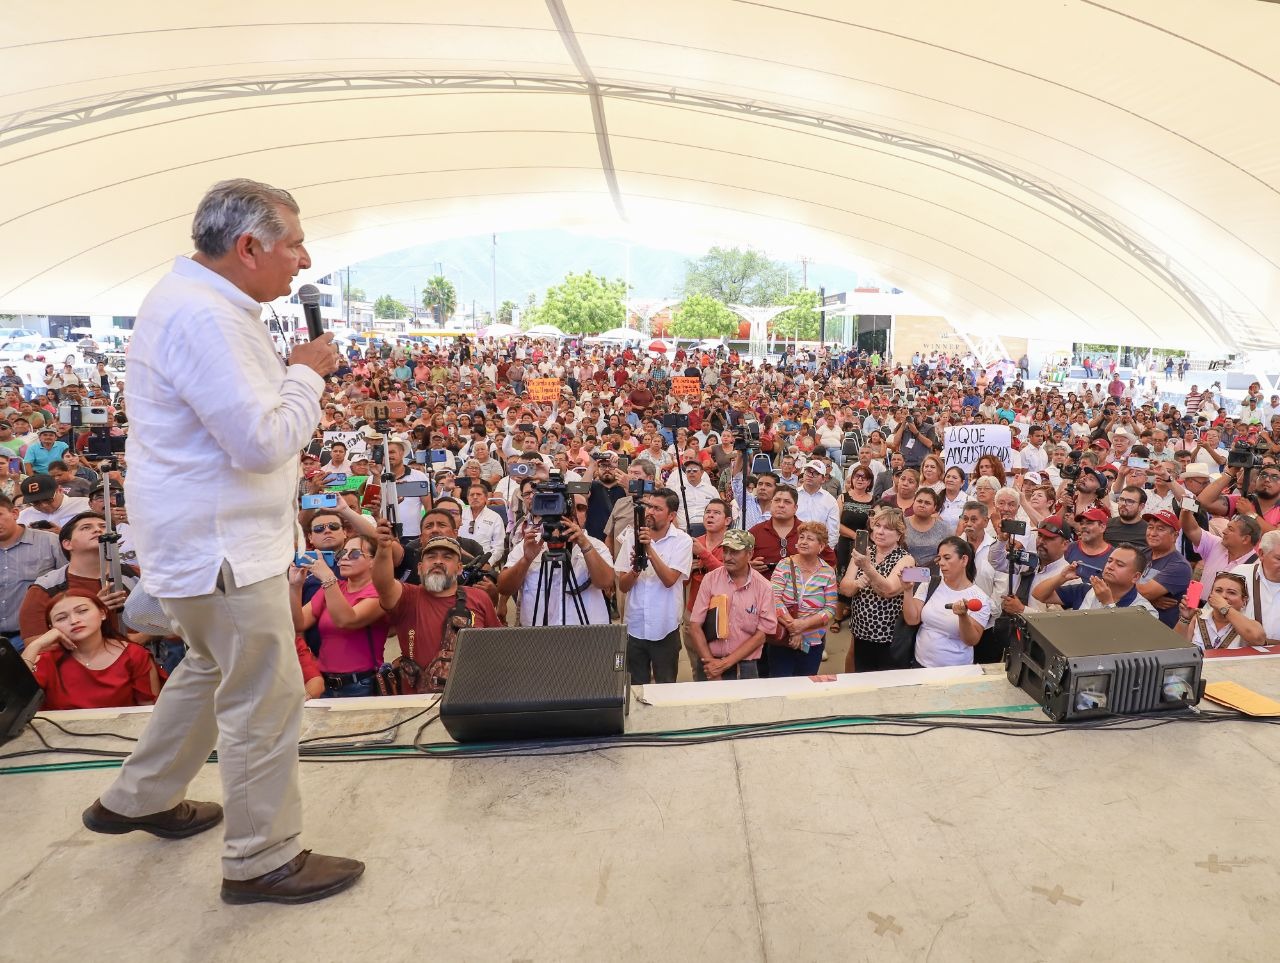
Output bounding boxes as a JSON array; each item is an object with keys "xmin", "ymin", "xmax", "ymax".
[{"xmin": 942, "ymin": 424, "xmax": 1012, "ymax": 474}]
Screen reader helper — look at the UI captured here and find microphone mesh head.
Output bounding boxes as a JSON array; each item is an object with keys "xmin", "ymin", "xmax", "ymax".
[{"xmin": 297, "ymin": 283, "xmax": 321, "ymax": 305}]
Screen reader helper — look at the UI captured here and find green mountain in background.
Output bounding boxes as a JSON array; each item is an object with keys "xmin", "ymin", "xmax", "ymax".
[{"xmin": 345, "ymin": 230, "xmax": 858, "ymax": 314}]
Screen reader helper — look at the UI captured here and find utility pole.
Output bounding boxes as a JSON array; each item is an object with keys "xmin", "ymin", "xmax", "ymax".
[
  {"xmin": 799, "ymin": 255, "xmax": 810, "ymax": 290},
  {"xmin": 345, "ymin": 265, "xmax": 351, "ymax": 328}
]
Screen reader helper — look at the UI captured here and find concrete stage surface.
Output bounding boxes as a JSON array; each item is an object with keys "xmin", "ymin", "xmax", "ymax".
[{"xmin": 3, "ymin": 658, "xmax": 1280, "ymax": 963}]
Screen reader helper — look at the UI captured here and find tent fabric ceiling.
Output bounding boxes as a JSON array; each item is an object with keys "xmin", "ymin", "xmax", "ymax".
[{"xmin": 1, "ymin": 1, "xmax": 1278, "ymax": 350}]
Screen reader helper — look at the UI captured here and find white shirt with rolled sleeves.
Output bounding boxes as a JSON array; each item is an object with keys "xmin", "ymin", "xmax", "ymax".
[
  {"xmin": 796, "ymin": 486, "xmax": 840, "ymax": 547},
  {"xmin": 124, "ymin": 256, "xmax": 324, "ymax": 597},
  {"xmin": 613, "ymin": 525, "xmax": 692, "ymax": 641}
]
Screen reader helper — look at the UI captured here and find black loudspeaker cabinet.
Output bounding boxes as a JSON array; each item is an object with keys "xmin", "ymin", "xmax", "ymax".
[
  {"xmin": 0, "ymin": 637, "xmax": 44, "ymax": 746},
  {"xmin": 441, "ymin": 624, "xmax": 630, "ymax": 743}
]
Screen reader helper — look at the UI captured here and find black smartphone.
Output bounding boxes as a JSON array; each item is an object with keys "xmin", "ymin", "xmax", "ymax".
[
  {"xmin": 1000, "ymin": 519, "xmax": 1027, "ymax": 536},
  {"xmin": 854, "ymin": 530, "xmax": 869, "ymax": 554}
]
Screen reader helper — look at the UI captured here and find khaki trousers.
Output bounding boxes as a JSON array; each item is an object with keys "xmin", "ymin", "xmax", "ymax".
[{"xmin": 100, "ymin": 563, "xmax": 304, "ymax": 881}]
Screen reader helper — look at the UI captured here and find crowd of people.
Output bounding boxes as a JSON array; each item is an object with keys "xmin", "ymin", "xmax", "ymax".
[{"xmin": 6, "ymin": 326, "xmax": 1280, "ymax": 710}]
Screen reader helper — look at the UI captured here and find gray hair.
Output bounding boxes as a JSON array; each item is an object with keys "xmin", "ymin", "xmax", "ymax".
[
  {"xmin": 1260, "ymin": 530, "xmax": 1280, "ymax": 555},
  {"xmin": 192, "ymin": 179, "xmax": 299, "ymax": 257}
]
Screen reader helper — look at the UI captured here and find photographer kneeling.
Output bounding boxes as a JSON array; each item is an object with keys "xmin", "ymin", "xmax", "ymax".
[{"xmin": 498, "ymin": 491, "xmax": 614, "ymax": 627}]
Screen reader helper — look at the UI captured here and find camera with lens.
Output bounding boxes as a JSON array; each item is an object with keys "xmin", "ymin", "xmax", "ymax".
[
  {"xmin": 1007, "ymin": 548, "xmax": 1039, "ymax": 569},
  {"xmin": 529, "ymin": 472, "xmax": 592, "ymax": 521},
  {"xmin": 734, "ymin": 419, "xmax": 761, "ymax": 452},
  {"xmin": 1226, "ymin": 443, "xmax": 1266, "ymax": 471},
  {"xmin": 457, "ymin": 551, "xmax": 492, "ymax": 587},
  {"xmin": 1059, "ymin": 449, "xmax": 1084, "ymax": 481},
  {"xmin": 628, "ymin": 478, "xmax": 655, "ymax": 497}
]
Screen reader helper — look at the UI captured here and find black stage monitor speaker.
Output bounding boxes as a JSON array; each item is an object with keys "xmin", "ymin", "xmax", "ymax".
[
  {"xmin": 1005, "ymin": 608, "xmax": 1204, "ymax": 721},
  {"xmin": 0, "ymin": 637, "xmax": 44, "ymax": 746},
  {"xmin": 441, "ymin": 624, "xmax": 630, "ymax": 742}
]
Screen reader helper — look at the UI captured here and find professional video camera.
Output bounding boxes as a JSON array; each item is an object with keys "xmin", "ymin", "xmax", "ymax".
[
  {"xmin": 1226, "ymin": 441, "xmax": 1266, "ymax": 472},
  {"xmin": 1227, "ymin": 440, "xmax": 1269, "ymax": 497},
  {"xmin": 530, "ymin": 472, "xmax": 592, "ymax": 556},
  {"xmin": 1059, "ymin": 449, "xmax": 1083, "ymax": 481},
  {"xmin": 733, "ymin": 419, "xmax": 761, "ymax": 452}
]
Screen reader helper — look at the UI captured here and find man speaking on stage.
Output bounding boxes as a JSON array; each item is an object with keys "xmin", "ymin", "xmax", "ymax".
[{"xmin": 79, "ymin": 179, "xmax": 365, "ymax": 905}]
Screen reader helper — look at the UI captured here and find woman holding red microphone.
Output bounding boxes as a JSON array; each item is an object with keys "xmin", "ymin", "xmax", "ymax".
[{"xmin": 901, "ymin": 536, "xmax": 992, "ymax": 667}]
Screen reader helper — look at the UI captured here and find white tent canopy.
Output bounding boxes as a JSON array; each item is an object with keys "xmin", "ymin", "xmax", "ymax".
[{"xmin": 2, "ymin": 2, "xmax": 1278, "ymax": 352}]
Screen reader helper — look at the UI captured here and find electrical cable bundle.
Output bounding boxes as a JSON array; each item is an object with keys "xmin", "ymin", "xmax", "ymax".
[{"xmin": 3, "ymin": 701, "xmax": 1275, "ymax": 776}]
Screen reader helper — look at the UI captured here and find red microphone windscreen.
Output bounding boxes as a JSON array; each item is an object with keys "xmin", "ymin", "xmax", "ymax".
[{"xmin": 965, "ymin": 598, "xmax": 984, "ymax": 612}]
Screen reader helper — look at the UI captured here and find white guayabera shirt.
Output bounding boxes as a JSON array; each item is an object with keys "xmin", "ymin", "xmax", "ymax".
[{"xmin": 126, "ymin": 256, "xmax": 324, "ymax": 597}]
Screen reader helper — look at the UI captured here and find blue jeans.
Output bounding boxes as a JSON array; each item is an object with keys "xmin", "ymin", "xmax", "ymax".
[
  {"xmin": 768, "ymin": 640, "xmax": 825, "ymax": 677},
  {"xmin": 152, "ymin": 639, "xmax": 188, "ymax": 676},
  {"xmin": 322, "ymin": 672, "xmax": 376, "ymax": 698}
]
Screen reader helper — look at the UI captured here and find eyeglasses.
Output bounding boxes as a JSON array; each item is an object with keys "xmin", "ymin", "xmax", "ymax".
[
  {"xmin": 1259, "ymin": 472, "xmax": 1280, "ymax": 482},
  {"xmin": 1116, "ymin": 497, "xmax": 1142, "ymax": 505},
  {"xmin": 311, "ymin": 522, "xmax": 343, "ymax": 533},
  {"xmin": 336, "ymin": 549, "xmax": 367, "ymax": 561}
]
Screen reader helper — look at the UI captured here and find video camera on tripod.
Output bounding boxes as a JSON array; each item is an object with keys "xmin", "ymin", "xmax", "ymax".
[{"xmin": 530, "ymin": 473, "xmax": 593, "ymax": 554}]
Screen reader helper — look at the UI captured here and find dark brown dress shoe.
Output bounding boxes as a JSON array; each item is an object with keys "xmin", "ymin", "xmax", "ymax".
[
  {"xmin": 221, "ymin": 850, "xmax": 365, "ymax": 905},
  {"xmin": 82, "ymin": 798, "xmax": 223, "ymax": 839}
]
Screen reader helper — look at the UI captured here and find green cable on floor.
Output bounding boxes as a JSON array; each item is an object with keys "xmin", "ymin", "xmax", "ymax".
[{"xmin": 0, "ymin": 704, "xmax": 1044, "ymax": 776}]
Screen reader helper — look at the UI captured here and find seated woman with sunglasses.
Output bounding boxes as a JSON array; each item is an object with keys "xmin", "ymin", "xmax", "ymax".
[{"xmin": 288, "ymin": 533, "xmax": 390, "ymax": 698}]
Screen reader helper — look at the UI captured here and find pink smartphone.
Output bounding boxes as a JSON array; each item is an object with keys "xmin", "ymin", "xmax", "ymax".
[
  {"xmin": 901, "ymin": 566, "xmax": 932, "ymax": 583},
  {"xmin": 1184, "ymin": 581, "xmax": 1203, "ymax": 609}
]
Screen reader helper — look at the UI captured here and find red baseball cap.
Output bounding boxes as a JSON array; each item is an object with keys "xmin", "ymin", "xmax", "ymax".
[
  {"xmin": 1076, "ymin": 506, "xmax": 1112, "ymax": 523},
  {"xmin": 1036, "ymin": 515, "xmax": 1071, "ymax": 539},
  {"xmin": 1142, "ymin": 508, "xmax": 1181, "ymax": 531}
]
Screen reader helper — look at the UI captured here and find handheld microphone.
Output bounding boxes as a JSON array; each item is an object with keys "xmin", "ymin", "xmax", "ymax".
[
  {"xmin": 297, "ymin": 283, "xmax": 324, "ymax": 340},
  {"xmin": 965, "ymin": 598, "xmax": 984, "ymax": 612}
]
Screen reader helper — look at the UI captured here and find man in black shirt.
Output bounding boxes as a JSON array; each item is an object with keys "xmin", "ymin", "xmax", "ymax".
[{"xmin": 1105, "ymin": 485, "xmax": 1149, "ymax": 549}]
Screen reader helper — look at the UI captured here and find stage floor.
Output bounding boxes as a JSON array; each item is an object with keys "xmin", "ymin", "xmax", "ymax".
[{"xmin": 3, "ymin": 659, "xmax": 1280, "ymax": 962}]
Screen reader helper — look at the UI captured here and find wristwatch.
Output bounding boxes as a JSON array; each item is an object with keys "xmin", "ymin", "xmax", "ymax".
[{"xmin": 1216, "ymin": 604, "xmax": 1230, "ymax": 617}]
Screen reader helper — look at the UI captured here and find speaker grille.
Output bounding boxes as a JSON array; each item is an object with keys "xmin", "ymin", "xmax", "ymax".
[{"xmin": 443, "ymin": 624, "xmax": 628, "ymax": 715}]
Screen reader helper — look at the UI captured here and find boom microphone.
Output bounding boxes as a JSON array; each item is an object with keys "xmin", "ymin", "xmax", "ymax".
[{"xmin": 297, "ymin": 283, "xmax": 324, "ymax": 340}]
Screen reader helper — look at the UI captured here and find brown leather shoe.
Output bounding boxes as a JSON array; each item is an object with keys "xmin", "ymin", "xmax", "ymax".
[
  {"xmin": 83, "ymin": 798, "xmax": 223, "ymax": 839},
  {"xmin": 221, "ymin": 850, "xmax": 365, "ymax": 905}
]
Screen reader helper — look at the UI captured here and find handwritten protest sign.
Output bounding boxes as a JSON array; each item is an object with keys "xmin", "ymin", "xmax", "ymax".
[
  {"xmin": 942, "ymin": 425, "xmax": 1012, "ymax": 474},
  {"xmin": 671, "ymin": 376, "xmax": 702, "ymax": 397},
  {"xmin": 528, "ymin": 378, "xmax": 562, "ymax": 402},
  {"xmin": 323, "ymin": 430, "xmax": 368, "ymax": 456}
]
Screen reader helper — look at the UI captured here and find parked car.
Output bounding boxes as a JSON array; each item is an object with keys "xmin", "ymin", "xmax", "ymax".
[
  {"xmin": 0, "ymin": 336, "xmax": 80, "ymax": 365},
  {"xmin": 0, "ymin": 327, "xmax": 40, "ymax": 340}
]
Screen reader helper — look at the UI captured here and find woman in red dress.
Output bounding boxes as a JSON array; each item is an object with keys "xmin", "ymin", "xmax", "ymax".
[{"xmin": 20, "ymin": 591, "xmax": 163, "ymax": 711}]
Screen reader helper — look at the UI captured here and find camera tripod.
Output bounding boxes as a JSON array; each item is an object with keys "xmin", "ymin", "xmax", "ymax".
[{"xmin": 529, "ymin": 535, "xmax": 592, "ymax": 626}]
